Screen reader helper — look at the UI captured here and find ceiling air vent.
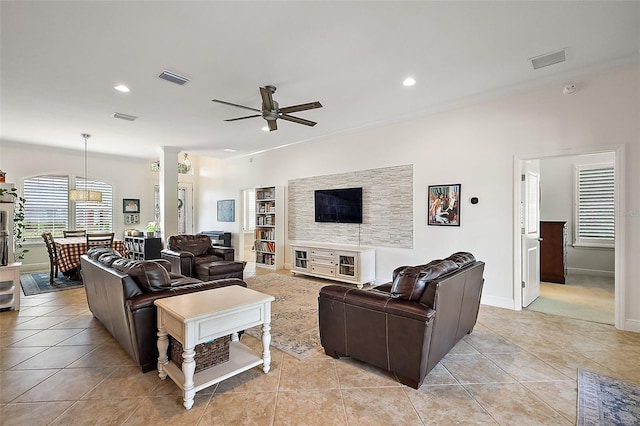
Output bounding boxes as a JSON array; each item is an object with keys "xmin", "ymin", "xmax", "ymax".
[
  {"xmin": 158, "ymin": 70, "xmax": 190, "ymax": 85},
  {"xmin": 113, "ymin": 112, "xmax": 138, "ymax": 121},
  {"xmin": 530, "ymin": 49, "xmax": 566, "ymax": 70}
]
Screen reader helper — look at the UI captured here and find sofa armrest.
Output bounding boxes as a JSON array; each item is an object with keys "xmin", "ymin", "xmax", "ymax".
[
  {"xmin": 161, "ymin": 249, "xmax": 195, "ymax": 277},
  {"xmin": 127, "ymin": 278, "xmax": 247, "ymax": 312},
  {"xmin": 319, "ymin": 285, "xmax": 434, "ymax": 322},
  {"xmin": 209, "ymin": 247, "xmax": 235, "ymax": 261}
]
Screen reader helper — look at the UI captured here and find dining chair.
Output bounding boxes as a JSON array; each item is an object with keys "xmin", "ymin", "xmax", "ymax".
[
  {"xmin": 63, "ymin": 229, "xmax": 87, "ymax": 237},
  {"xmin": 86, "ymin": 232, "xmax": 115, "ymax": 248},
  {"xmin": 41, "ymin": 232, "xmax": 59, "ymax": 285}
]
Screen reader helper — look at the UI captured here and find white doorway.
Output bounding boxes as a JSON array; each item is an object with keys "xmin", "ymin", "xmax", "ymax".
[{"xmin": 514, "ymin": 146, "xmax": 624, "ymax": 329}]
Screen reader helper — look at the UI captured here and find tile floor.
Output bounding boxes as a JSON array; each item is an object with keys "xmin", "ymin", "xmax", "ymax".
[{"xmin": 2, "ymin": 267, "xmax": 640, "ymax": 425}]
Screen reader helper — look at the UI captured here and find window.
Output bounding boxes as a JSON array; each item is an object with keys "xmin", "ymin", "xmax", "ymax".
[
  {"xmin": 74, "ymin": 178, "xmax": 113, "ymax": 233},
  {"xmin": 23, "ymin": 174, "xmax": 113, "ymax": 239},
  {"xmin": 244, "ymin": 189, "xmax": 255, "ymax": 231},
  {"xmin": 23, "ymin": 175, "xmax": 69, "ymax": 238},
  {"xmin": 574, "ymin": 164, "xmax": 615, "ymax": 248}
]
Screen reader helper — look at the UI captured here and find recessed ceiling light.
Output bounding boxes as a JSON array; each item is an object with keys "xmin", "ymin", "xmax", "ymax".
[
  {"xmin": 403, "ymin": 77, "xmax": 416, "ymax": 87},
  {"xmin": 114, "ymin": 84, "xmax": 130, "ymax": 93},
  {"xmin": 223, "ymin": 148, "xmax": 236, "ymax": 153},
  {"xmin": 262, "ymin": 126, "xmax": 270, "ymax": 132}
]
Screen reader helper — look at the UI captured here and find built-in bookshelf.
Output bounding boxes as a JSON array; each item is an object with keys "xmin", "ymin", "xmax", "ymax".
[{"xmin": 254, "ymin": 186, "xmax": 283, "ymax": 269}]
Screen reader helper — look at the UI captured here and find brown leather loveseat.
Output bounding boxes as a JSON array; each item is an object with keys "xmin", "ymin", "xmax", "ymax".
[
  {"xmin": 318, "ymin": 252, "xmax": 484, "ymax": 389},
  {"xmin": 80, "ymin": 247, "xmax": 247, "ymax": 372},
  {"xmin": 161, "ymin": 234, "xmax": 243, "ymax": 281}
]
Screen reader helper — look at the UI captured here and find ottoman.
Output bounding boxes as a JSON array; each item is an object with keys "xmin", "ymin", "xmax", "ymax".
[{"xmin": 196, "ymin": 260, "xmax": 245, "ymax": 281}]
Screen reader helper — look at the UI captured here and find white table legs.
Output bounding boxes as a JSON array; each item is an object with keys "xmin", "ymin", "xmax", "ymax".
[
  {"xmin": 181, "ymin": 348, "xmax": 196, "ymax": 410},
  {"xmin": 157, "ymin": 329, "xmax": 168, "ymax": 380},
  {"xmin": 262, "ymin": 321, "xmax": 272, "ymax": 373}
]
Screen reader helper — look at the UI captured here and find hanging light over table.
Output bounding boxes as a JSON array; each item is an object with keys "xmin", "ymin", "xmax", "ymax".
[{"xmin": 69, "ymin": 133, "xmax": 102, "ymax": 202}]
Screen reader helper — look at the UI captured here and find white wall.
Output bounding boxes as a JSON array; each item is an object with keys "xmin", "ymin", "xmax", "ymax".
[
  {"xmin": 0, "ymin": 142, "xmax": 159, "ymax": 271},
  {"xmin": 197, "ymin": 64, "xmax": 639, "ymax": 331},
  {"xmin": 540, "ymin": 153, "xmax": 615, "ymax": 275}
]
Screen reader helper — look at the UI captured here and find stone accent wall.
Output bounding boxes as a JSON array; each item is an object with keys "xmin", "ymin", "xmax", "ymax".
[{"xmin": 288, "ymin": 164, "xmax": 413, "ymax": 248}]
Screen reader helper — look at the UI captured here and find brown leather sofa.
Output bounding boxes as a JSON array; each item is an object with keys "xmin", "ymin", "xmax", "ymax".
[
  {"xmin": 318, "ymin": 252, "xmax": 484, "ymax": 389},
  {"xmin": 80, "ymin": 247, "xmax": 247, "ymax": 373},
  {"xmin": 161, "ymin": 234, "xmax": 244, "ymax": 281}
]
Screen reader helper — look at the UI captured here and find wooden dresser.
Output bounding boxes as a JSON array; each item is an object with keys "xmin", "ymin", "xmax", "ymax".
[{"xmin": 540, "ymin": 221, "xmax": 567, "ymax": 284}]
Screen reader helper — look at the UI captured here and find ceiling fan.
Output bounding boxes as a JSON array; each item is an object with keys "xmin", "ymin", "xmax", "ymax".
[{"xmin": 212, "ymin": 85, "xmax": 322, "ymax": 131}]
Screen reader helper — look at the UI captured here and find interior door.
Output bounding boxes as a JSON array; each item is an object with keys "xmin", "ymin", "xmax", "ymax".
[{"xmin": 521, "ymin": 159, "xmax": 541, "ymax": 307}]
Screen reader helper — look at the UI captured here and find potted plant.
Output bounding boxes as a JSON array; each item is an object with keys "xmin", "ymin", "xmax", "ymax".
[
  {"xmin": 145, "ymin": 221, "xmax": 160, "ymax": 237},
  {"xmin": 0, "ymin": 186, "xmax": 28, "ymax": 261}
]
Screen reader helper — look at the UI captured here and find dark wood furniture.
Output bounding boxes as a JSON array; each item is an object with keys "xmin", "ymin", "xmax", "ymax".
[
  {"xmin": 41, "ymin": 232, "xmax": 59, "ymax": 284},
  {"xmin": 540, "ymin": 221, "xmax": 567, "ymax": 284},
  {"xmin": 125, "ymin": 236, "xmax": 162, "ymax": 260}
]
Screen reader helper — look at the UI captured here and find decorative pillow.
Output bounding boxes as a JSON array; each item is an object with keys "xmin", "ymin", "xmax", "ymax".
[
  {"xmin": 112, "ymin": 259, "xmax": 171, "ymax": 292},
  {"xmin": 446, "ymin": 252, "xmax": 476, "ymax": 268}
]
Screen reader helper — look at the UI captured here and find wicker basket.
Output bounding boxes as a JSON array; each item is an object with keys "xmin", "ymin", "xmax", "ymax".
[{"xmin": 169, "ymin": 335, "xmax": 230, "ymax": 373}]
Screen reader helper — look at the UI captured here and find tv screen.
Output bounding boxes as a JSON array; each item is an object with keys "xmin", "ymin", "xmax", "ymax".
[{"xmin": 314, "ymin": 187, "xmax": 363, "ymax": 223}]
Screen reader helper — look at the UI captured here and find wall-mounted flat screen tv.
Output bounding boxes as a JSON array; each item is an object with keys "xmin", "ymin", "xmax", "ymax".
[{"xmin": 314, "ymin": 187, "xmax": 363, "ymax": 223}]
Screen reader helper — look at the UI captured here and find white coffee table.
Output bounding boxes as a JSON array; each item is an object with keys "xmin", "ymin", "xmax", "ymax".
[{"xmin": 155, "ymin": 285, "xmax": 275, "ymax": 409}]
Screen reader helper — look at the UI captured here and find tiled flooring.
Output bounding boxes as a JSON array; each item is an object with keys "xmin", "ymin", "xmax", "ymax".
[{"xmin": 2, "ymin": 268, "xmax": 640, "ymax": 425}]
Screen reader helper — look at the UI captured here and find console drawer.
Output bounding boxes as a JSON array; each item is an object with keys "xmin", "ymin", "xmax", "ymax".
[
  {"xmin": 310, "ymin": 264, "xmax": 335, "ymax": 277},
  {"xmin": 310, "ymin": 248, "xmax": 335, "ymax": 258}
]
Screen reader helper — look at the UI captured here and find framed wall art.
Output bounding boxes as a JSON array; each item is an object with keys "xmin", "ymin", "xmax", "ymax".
[
  {"xmin": 427, "ymin": 184, "xmax": 460, "ymax": 226},
  {"xmin": 123, "ymin": 198, "xmax": 140, "ymax": 214},
  {"xmin": 217, "ymin": 199, "xmax": 235, "ymax": 222}
]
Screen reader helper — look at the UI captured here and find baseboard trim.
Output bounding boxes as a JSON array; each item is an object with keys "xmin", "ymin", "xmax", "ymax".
[
  {"xmin": 622, "ymin": 318, "xmax": 640, "ymax": 333},
  {"xmin": 480, "ymin": 295, "xmax": 516, "ymax": 310},
  {"xmin": 567, "ymin": 268, "xmax": 614, "ymax": 278}
]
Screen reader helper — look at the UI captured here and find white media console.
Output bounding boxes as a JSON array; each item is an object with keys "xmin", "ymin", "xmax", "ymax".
[{"xmin": 290, "ymin": 242, "xmax": 375, "ymax": 288}]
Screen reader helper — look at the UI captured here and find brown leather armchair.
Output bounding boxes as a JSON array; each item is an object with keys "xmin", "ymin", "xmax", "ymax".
[
  {"xmin": 318, "ymin": 252, "xmax": 484, "ymax": 389},
  {"xmin": 161, "ymin": 234, "xmax": 235, "ymax": 278}
]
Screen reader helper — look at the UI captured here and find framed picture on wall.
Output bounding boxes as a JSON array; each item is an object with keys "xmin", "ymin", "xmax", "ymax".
[
  {"xmin": 123, "ymin": 198, "xmax": 140, "ymax": 214},
  {"xmin": 427, "ymin": 184, "xmax": 460, "ymax": 226},
  {"xmin": 217, "ymin": 199, "xmax": 235, "ymax": 222}
]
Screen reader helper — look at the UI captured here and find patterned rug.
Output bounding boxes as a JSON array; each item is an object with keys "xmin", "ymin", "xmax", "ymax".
[
  {"xmin": 577, "ymin": 369, "xmax": 640, "ymax": 425},
  {"xmin": 20, "ymin": 271, "xmax": 83, "ymax": 296},
  {"xmin": 244, "ymin": 273, "xmax": 330, "ymax": 360}
]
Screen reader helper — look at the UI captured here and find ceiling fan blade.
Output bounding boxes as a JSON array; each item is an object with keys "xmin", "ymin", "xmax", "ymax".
[
  {"xmin": 268, "ymin": 120, "xmax": 278, "ymax": 131},
  {"xmin": 224, "ymin": 114, "xmax": 261, "ymax": 122},
  {"xmin": 260, "ymin": 86, "xmax": 275, "ymax": 111},
  {"xmin": 279, "ymin": 114, "xmax": 317, "ymax": 127},
  {"xmin": 278, "ymin": 101, "xmax": 323, "ymax": 114},
  {"xmin": 212, "ymin": 99, "xmax": 261, "ymax": 113}
]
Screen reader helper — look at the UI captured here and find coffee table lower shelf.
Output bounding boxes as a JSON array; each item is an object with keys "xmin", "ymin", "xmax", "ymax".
[{"xmin": 161, "ymin": 341, "xmax": 262, "ymax": 393}]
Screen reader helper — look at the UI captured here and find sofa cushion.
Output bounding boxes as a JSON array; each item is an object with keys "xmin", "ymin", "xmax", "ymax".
[
  {"xmin": 112, "ymin": 259, "xmax": 172, "ymax": 292},
  {"xmin": 87, "ymin": 246, "xmax": 120, "ymax": 260},
  {"xmin": 446, "ymin": 252, "xmax": 476, "ymax": 268},
  {"xmin": 168, "ymin": 235, "xmax": 212, "ymax": 257},
  {"xmin": 193, "ymin": 254, "xmax": 223, "ymax": 265},
  {"xmin": 97, "ymin": 253, "xmax": 122, "ymax": 266},
  {"xmin": 391, "ymin": 260, "xmax": 460, "ymax": 301},
  {"xmin": 390, "ymin": 266, "xmax": 427, "ymax": 301}
]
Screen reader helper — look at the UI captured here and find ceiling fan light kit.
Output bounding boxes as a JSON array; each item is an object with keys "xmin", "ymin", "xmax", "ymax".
[{"xmin": 212, "ymin": 85, "xmax": 322, "ymax": 131}]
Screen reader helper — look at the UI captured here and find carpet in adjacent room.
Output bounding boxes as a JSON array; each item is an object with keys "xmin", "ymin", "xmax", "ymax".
[
  {"xmin": 577, "ymin": 368, "xmax": 640, "ymax": 425},
  {"xmin": 20, "ymin": 271, "xmax": 83, "ymax": 296}
]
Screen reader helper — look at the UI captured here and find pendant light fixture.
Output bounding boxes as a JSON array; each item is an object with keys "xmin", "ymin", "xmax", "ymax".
[{"xmin": 69, "ymin": 133, "xmax": 102, "ymax": 202}]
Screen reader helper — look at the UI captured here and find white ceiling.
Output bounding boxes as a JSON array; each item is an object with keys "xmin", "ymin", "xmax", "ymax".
[{"xmin": 1, "ymin": 1, "xmax": 638, "ymax": 160}]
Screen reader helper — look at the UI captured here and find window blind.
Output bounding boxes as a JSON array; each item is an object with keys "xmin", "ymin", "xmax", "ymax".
[
  {"xmin": 74, "ymin": 178, "xmax": 113, "ymax": 233},
  {"xmin": 575, "ymin": 165, "xmax": 614, "ymax": 247},
  {"xmin": 23, "ymin": 175, "xmax": 70, "ymax": 238}
]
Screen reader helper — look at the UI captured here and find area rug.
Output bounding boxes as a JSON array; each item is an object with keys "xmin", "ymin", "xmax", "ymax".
[
  {"xmin": 577, "ymin": 368, "xmax": 640, "ymax": 425},
  {"xmin": 244, "ymin": 273, "xmax": 330, "ymax": 360},
  {"xmin": 20, "ymin": 272, "xmax": 83, "ymax": 296}
]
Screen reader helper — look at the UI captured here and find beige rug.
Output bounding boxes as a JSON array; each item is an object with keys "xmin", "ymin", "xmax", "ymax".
[{"xmin": 244, "ymin": 273, "xmax": 329, "ymax": 359}]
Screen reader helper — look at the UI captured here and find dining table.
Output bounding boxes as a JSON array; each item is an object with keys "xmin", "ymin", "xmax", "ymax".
[{"xmin": 55, "ymin": 236, "xmax": 127, "ymax": 274}]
